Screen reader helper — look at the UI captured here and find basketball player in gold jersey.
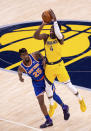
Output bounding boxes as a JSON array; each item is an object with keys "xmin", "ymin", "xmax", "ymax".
[{"xmin": 34, "ymin": 9, "xmax": 86, "ymax": 116}]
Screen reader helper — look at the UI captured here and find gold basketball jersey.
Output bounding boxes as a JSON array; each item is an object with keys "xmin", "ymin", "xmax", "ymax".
[{"xmin": 45, "ymin": 36, "xmax": 62, "ymax": 62}]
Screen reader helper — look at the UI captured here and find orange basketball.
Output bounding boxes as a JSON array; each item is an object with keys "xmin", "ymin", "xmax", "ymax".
[{"xmin": 42, "ymin": 10, "xmax": 52, "ymax": 23}]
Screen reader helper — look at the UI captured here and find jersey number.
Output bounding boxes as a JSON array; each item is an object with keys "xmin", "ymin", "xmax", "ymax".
[{"xmin": 33, "ymin": 68, "xmax": 42, "ymax": 77}]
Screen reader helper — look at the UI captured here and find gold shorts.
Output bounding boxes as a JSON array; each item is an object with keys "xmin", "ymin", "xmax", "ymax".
[{"xmin": 45, "ymin": 60, "xmax": 70, "ymax": 83}]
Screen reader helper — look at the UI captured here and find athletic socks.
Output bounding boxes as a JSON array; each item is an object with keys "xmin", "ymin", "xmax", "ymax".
[
  {"xmin": 45, "ymin": 115, "xmax": 52, "ymax": 121},
  {"xmin": 53, "ymin": 91, "xmax": 64, "ymax": 107}
]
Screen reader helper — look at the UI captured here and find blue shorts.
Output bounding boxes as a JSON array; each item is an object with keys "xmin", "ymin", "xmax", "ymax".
[{"xmin": 32, "ymin": 78, "xmax": 55, "ymax": 97}]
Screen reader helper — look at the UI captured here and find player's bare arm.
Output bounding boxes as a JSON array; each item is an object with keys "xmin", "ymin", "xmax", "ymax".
[
  {"xmin": 50, "ymin": 9, "xmax": 64, "ymax": 45},
  {"xmin": 32, "ymin": 52, "xmax": 46, "ymax": 69},
  {"xmin": 32, "ymin": 51, "xmax": 43, "ymax": 60},
  {"xmin": 18, "ymin": 66, "xmax": 25, "ymax": 82},
  {"xmin": 33, "ymin": 21, "xmax": 49, "ymax": 41},
  {"xmin": 37, "ymin": 53, "xmax": 46, "ymax": 69}
]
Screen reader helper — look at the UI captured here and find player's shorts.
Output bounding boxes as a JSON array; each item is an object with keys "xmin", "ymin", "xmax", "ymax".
[
  {"xmin": 45, "ymin": 60, "xmax": 70, "ymax": 84},
  {"xmin": 32, "ymin": 78, "xmax": 55, "ymax": 97}
]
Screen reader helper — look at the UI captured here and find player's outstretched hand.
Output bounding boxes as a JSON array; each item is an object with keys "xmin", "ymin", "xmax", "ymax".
[{"xmin": 49, "ymin": 9, "xmax": 56, "ymax": 21}]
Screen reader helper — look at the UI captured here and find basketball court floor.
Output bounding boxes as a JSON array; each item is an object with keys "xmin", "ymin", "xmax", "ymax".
[{"xmin": 0, "ymin": 0, "xmax": 91, "ymax": 131}]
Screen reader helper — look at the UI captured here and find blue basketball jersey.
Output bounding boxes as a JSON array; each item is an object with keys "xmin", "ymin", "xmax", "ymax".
[
  {"xmin": 20, "ymin": 54, "xmax": 56, "ymax": 96},
  {"xmin": 21, "ymin": 54, "xmax": 44, "ymax": 81}
]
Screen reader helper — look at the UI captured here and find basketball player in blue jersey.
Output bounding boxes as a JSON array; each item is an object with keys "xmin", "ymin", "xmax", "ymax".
[
  {"xmin": 33, "ymin": 9, "xmax": 86, "ymax": 113},
  {"xmin": 18, "ymin": 48, "xmax": 70, "ymax": 128}
]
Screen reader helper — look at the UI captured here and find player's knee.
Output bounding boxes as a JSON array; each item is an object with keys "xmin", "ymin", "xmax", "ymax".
[
  {"xmin": 37, "ymin": 95, "xmax": 44, "ymax": 106},
  {"xmin": 39, "ymin": 101, "xmax": 45, "ymax": 107},
  {"xmin": 64, "ymin": 80, "xmax": 78, "ymax": 94}
]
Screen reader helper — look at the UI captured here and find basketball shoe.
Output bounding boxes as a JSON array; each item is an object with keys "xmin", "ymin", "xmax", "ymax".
[
  {"xmin": 40, "ymin": 119, "xmax": 53, "ymax": 128},
  {"xmin": 49, "ymin": 102, "xmax": 58, "ymax": 117},
  {"xmin": 62, "ymin": 105, "xmax": 70, "ymax": 120},
  {"xmin": 79, "ymin": 98, "xmax": 86, "ymax": 112}
]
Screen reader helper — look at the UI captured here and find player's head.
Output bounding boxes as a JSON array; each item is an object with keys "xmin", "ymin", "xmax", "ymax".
[
  {"xmin": 19, "ymin": 48, "xmax": 30, "ymax": 63},
  {"xmin": 50, "ymin": 22, "xmax": 61, "ymax": 39}
]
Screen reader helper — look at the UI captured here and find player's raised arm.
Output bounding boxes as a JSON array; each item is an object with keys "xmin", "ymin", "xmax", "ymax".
[
  {"xmin": 18, "ymin": 66, "xmax": 24, "ymax": 82},
  {"xmin": 49, "ymin": 9, "xmax": 64, "ymax": 44},
  {"xmin": 33, "ymin": 21, "xmax": 48, "ymax": 40}
]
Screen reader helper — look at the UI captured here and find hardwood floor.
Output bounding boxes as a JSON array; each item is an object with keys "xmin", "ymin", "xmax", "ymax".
[{"xmin": 0, "ymin": 0, "xmax": 91, "ymax": 130}]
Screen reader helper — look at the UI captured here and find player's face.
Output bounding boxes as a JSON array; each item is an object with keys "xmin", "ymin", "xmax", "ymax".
[
  {"xmin": 50, "ymin": 25, "xmax": 56, "ymax": 39},
  {"xmin": 20, "ymin": 52, "xmax": 30, "ymax": 63}
]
